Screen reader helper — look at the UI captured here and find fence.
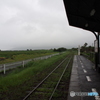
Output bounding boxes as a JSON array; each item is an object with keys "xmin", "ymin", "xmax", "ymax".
[{"xmin": 0, "ymin": 53, "xmax": 60, "ymax": 74}]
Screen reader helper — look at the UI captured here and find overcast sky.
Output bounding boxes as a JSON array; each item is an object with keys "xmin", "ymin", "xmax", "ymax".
[{"xmin": 0, "ymin": 0, "xmax": 96, "ymax": 50}]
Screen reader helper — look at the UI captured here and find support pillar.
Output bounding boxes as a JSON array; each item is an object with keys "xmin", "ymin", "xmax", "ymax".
[{"xmin": 92, "ymin": 31, "xmax": 100, "ymax": 71}]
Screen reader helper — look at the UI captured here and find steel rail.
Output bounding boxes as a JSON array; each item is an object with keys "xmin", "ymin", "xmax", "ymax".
[
  {"xmin": 23, "ymin": 56, "xmax": 69, "ymax": 100},
  {"xmin": 49, "ymin": 57, "xmax": 72, "ymax": 100}
]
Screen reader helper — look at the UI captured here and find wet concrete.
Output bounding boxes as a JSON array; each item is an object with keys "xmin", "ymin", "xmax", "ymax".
[{"xmin": 68, "ymin": 55, "xmax": 100, "ymax": 100}]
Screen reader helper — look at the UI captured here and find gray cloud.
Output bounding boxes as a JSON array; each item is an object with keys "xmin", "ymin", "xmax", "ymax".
[{"xmin": 0, "ymin": 0, "xmax": 95, "ymax": 50}]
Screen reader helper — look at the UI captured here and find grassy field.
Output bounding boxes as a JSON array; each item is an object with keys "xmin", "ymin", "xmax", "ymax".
[
  {"xmin": 0, "ymin": 50, "xmax": 56, "ymax": 64},
  {"xmin": 0, "ymin": 50, "xmax": 77, "ymax": 99},
  {"xmin": 0, "ymin": 51, "xmax": 74, "ymax": 100}
]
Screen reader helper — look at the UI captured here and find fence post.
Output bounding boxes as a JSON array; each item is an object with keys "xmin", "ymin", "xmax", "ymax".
[
  {"xmin": 22, "ymin": 61, "xmax": 24, "ymax": 68},
  {"xmin": 4, "ymin": 64, "xmax": 6, "ymax": 74},
  {"xmin": 78, "ymin": 45, "xmax": 80, "ymax": 55}
]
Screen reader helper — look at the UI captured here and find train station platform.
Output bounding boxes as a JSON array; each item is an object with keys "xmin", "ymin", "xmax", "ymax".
[{"xmin": 68, "ymin": 55, "xmax": 100, "ymax": 100}]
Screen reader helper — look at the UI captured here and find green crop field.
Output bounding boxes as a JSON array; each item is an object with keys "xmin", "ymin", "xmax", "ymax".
[{"xmin": 0, "ymin": 50, "xmax": 56, "ymax": 64}]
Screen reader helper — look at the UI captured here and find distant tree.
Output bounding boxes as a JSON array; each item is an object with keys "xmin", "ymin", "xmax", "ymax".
[
  {"xmin": 81, "ymin": 43, "xmax": 88, "ymax": 52},
  {"xmin": 72, "ymin": 48, "xmax": 77, "ymax": 50},
  {"xmin": 54, "ymin": 48, "xmax": 57, "ymax": 52},
  {"xmin": 54, "ymin": 47, "xmax": 67, "ymax": 52},
  {"xmin": 81, "ymin": 43, "xmax": 94, "ymax": 53},
  {"xmin": 27, "ymin": 49, "xmax": 29, "ymax": 51},
  {"xmin": 84, "ymin": 43, "xmax": 88, "ymax": 47},
  {"xmin": 87, "ymin": 46, "xmax": 92, "ymax": 51}
]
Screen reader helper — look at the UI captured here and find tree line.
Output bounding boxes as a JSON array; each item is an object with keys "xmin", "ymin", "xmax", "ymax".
[
  {"xmin": 81, "ymin": 43, "xmax": 94, "ymax": 53},
  {"xmin": 53, "ymin": 47, "xmax": 67, "ymax": 52}
]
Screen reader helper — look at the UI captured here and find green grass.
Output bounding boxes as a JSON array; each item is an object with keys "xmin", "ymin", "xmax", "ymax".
[
  {"xmin": 0, "ymin": 51, "xmax": 75, "ymax": 100},
  {"xmin": 0, "ymin": 52, "xmax": 71, "ymax": 100},
  {"xmin": 0, "ymin": 50, "xmax": 57, "ymax": 64}
]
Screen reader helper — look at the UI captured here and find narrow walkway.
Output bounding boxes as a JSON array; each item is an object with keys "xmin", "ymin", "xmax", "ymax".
[{"xmin": 68, "ymin": 55, "xmax": 100, "ymax": 100}]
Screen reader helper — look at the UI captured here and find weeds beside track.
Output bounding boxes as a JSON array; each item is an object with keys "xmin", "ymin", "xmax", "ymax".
[
  {"xmin": 23, "ymin": 56, "xmax": 73, "ymax": 100},
  {"xmin": 0, "ymin": 52, "xmax": 74, "ymax": 100}
]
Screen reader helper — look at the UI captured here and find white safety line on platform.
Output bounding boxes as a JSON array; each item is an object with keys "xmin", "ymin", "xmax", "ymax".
[
  {"xmin": 83, "ymin": 69, "xmax": 87, "ymax": 73},
  {"xmin": 92, "ymin": 88, "xmax": 100, "ymax": 100},
  {"xmin": 86, "ymin": 76, "xmax": 91, "ymax": 81},
  {"xmin": 82, "ymin": 65, "xmax": 84, "ymax": 68},
  {"xmin": 81, "ymin": 63, "xmax": 83, "ymax": 65}
]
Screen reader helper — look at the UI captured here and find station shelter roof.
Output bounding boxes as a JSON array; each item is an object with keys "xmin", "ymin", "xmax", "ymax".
[{"xmin": 63, "ymin": 0, "xmax": 100, "ymax": 32}]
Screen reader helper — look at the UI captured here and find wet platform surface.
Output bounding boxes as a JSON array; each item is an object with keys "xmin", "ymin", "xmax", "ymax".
[{"xmin": 68, "ymin": 55, "xmax": 100, "ymax": 100}]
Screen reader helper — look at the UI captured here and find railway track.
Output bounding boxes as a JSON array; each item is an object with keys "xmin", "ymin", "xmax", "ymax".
[{"xmin": 23, "ymin": 55, "xmax": 73, "ymax": 100}]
